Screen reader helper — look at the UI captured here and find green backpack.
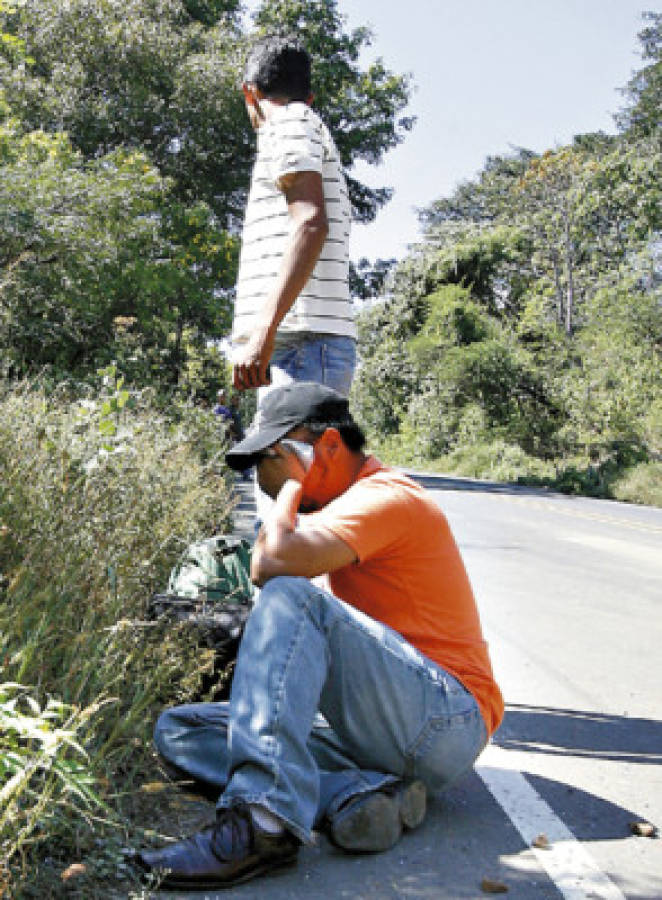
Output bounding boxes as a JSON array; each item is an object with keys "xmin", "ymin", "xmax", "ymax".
[
  {"xmin": 148, "ymin": 534, "xmax": 255, "ymax": 699},
  {"xmin": 165, "ymin": 534, "xmax": 254, "ymax": 604}
]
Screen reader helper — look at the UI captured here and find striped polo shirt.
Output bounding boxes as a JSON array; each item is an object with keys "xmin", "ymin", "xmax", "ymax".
[{"xmin": 232, "ymin": 103, "xmax": 356, "ymax": 345}]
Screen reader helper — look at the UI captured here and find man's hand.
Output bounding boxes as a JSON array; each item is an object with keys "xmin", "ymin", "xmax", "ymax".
[
  {"xmin": 250, "ymin": 475, "xmax": 357, "ymax": 587},
  {"xmin": 233, "ymin": 326, "xmax": 274, "ymax": 390}
]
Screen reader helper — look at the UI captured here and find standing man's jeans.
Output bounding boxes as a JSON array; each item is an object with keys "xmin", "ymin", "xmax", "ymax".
[
  {"xmin": 254, "ymin": 334, "xmax": 356, "ymax": 520},
  {"xmin": 267, "ymin": 334, "xmax": 356, "ymax": 399},
  {"xmin": 153, "ymin": 577, "xmax": 487, "ymax": 845}
]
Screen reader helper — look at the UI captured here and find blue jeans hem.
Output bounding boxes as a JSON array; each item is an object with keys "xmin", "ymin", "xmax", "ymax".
[{"xmin": 215, "ymin": 794, "xmax": 314, "ymax": 846}]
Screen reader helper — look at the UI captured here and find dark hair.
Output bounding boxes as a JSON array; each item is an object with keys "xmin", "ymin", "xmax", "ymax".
[
  {"xmin": 243, "ymin": 35, "xmax": 311, "ymax": 101},
  {"xmin": 301, "ymin": 400, "xmax": 367, "ymax": 454}
]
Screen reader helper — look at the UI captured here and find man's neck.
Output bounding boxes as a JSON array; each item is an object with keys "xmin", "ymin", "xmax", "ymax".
[{"xmin": 259, "ymin": 95, "xmax": 292, "ymax": 122}]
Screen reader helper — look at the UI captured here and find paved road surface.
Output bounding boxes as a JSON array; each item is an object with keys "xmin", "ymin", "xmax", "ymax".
[{"xmin": 157, "ymin": 475, "xmax": 662, "ymax": 899}]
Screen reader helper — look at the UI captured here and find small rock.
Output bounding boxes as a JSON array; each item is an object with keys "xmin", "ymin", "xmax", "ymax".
[
  {"xmin": 481, "ymin": 877, "xmax": 509, "ymax": 893},
  {"xmin": 61, "ymin": 863, "xmax": 86, "ymax": 881},
  {"xmin": 629, "ymin": 821, "xmax": 658, "ymax": 838},
  {"xmin": 140, "ymin": 781, "xmax": 168, "ymax": 793}
]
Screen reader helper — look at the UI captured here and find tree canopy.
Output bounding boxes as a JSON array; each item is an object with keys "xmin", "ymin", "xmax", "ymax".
[
  {"xmin": 352, "ymin": 13, "xmax": 661, "ymax": 502},
  {"xmin": 0, "ymin": 0, "xmax": 413, "ymax": 387}
]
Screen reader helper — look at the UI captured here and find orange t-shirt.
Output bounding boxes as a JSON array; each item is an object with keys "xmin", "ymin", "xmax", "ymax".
[{"xmin": 307, "ymin": 457, "xmax": 504, "ymax": 735}]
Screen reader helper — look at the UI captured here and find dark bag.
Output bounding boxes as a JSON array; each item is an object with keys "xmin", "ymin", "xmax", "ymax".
[{"xmin": 147, "ymin": 534, "xmax": 254, "ymax": 698}]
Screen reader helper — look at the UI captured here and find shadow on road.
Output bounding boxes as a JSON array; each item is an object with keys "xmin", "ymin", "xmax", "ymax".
[
  {"xmin": 407, "ymin": 472, "xmax": 553, "ymax": 497},
  {"xmin": 495, "ymin": 703, "xmax": 662, "ymax": 766}
]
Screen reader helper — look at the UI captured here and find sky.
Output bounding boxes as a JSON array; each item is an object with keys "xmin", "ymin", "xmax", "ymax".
[{"xmin": 314, "ymin": 0, "xmax": 657, "ymax": 263}]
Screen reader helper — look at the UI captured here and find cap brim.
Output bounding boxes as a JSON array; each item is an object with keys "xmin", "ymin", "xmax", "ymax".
[{"xmin": 225, "ymin": 423, "xmax": 289, "ymax": 471}]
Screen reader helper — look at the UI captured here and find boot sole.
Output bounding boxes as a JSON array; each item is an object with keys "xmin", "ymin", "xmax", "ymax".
[
  {"xmin": 151, "ymin": 851, "xmax": 299, "ymax": 890},
  {"xmin": 331, "ymin": 780, "xmax": 427, "ymax": 853}
]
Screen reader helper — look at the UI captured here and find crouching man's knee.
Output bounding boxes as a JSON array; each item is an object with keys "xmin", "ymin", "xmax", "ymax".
[{"xmin": 250, "ymin": 576, "xmax": 339, "ymax": 636}]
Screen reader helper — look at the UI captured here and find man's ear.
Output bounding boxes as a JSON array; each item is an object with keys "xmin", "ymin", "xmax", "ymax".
[
  {"xmin": 317, "ymin": 428, "xmax": 342, "ymax": 460},
  {"xmin": 242, "ymin": 83, "xmax": 264, "ymax": 105}
]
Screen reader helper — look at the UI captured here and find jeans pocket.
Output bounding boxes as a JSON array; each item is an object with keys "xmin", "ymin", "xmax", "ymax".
[
  {"xmin": 405, "ymin": 706, "xmax": 487, "ymax": 789},
  {"xmin": 321, "ymin": 337, "xmax": 356, "ymax": 396}
]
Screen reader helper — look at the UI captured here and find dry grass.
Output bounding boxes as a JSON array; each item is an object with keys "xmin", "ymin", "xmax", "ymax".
[{"xmin": 0, "ymin": 374, "xmax": 235, "ymax": 895}]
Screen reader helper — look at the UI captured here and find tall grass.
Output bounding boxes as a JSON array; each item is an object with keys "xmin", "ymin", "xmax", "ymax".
[{"xmin": 0, "ymin": 373, "xmax": 235, "ymax": 895}]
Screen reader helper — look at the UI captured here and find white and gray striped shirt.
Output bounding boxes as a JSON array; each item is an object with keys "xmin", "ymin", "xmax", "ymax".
[{"xmin": 232, "ymin": 103, "xmax": 356, "ymax": 345}]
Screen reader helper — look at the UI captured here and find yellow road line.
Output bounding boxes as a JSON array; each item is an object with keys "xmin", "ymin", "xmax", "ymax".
[{"xmin": 487, "ymin": 493, "xmax": 662, "ymax": 536}]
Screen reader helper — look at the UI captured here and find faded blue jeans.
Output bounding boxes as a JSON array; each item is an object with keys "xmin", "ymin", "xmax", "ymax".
[
  {"xmin": 267, "ymin": 334, "xmax": 356, "ymax": 399},
  {"xmin": 153, "ymin": 577, "xmax": 487, "ymax": 845}
]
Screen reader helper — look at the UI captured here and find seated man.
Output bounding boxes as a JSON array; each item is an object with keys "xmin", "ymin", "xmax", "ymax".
[{"xmin": 135, "ymin": 383, "xmax": 504, "ymax": 891}]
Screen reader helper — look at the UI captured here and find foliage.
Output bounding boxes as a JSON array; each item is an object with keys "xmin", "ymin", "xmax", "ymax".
[
  {"xmin": 1, "ymin": 0, "xmax": 413, "ymax": 226},
  {"xmin": 0, "ymin": 684, "xmax": 108, "ymax": 883},
  {"xmin": 353, "ymin": 14, "xmax": 661, "ymax": 506},
  {"xmin": 0, "ymin": 373, "xmax": 235, "ymax": 892},
  {"xmin": 350, "ymin": 256, "xmax": 396, "ymax": 300},
  {"xmin": 0, "ymin": 0, "xmax": 247, "ymax": 221},
  {"xmin": 616, "ymin": 11, "xmax": 662, "ymax": 138},
  {"xmin": 0, "ymin": 121, "xmax": 238, "ymax": 386},
  {"xmin": 0, "ymin": 0, "xmax": 414, "ymax": 387}
]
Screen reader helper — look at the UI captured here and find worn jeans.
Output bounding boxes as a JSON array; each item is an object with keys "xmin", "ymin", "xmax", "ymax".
[
  {"xmin": 267, "ymin": 334, "xmax": 357, "ymax": 399},
  {"xmin": 153, "ymin": 577, "xmax": 487, "ymax": 845}
]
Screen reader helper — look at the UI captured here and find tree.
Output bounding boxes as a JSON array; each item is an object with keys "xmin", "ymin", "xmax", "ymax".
[
  {"xmin": 418, "ymin": 148, "xmax": 536, "ymax": 230},
  {"xmin": 349, "ymin": 257, "xmax": 396, "ymax": 301},
  {"xmin": 0, "ymin": 0, "xmax": 415, "ymax": 385},
  {"xmin": 1, "ymin": 0, "xmax": 414, "ymax": 226},
  {"xmin": 0, "ymin": 0, "xmax": 251, "ymax": 226},
  {"xmin": 0, "ymin": 122, "xmax": 237, "ymax": 381},
  {"xmin": 616, "ymin": 11, "xmax": 662, "ymax": 138},
  {"xmin": 513, "ymin": 147, "xmax": 590, "ymax": 334},
  {"xmin": 353, "ymin": 16, "xmax": 661, "ymax": 488}
]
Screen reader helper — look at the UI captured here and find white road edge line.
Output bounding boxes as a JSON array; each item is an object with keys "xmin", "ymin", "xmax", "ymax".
[{"xmin": 477, "ymin": 748, "xmax": 626, "ymax": 900}]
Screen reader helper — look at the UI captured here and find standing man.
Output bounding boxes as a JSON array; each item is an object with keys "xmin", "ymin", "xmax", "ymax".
[
  {"xmin": 135, "ymin": 383, "xmax": 503, "ymax": 892},
  {"xmin": 231, "ymin": 36, "xmax": 356, "ymax": 399}
]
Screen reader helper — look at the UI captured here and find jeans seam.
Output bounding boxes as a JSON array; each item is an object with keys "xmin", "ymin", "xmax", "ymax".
[
  {"xmin": 263, "ymin": 585, "xmax": 323, "ymax": 815},
  {"xmin": 406, "ymin": 705, "xmax": 482, "ymax": 760}
]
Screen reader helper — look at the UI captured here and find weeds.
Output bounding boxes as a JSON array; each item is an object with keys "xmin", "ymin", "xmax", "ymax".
[{"xmin": 0, "ymin": 374, "xmax": 234, "ymax": 894}]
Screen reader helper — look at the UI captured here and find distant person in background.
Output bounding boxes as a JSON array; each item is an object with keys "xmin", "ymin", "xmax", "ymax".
[
  {"xmin": 214, "ymin": 389, "xmax": 232, "ymax": 424},
  {"xmin": 231, "ymin": 35, "xmax": 356, "ymax": 401},
  {"xmin": 229, "ymin": 393, "xmax": 251, "ymax": 481}
]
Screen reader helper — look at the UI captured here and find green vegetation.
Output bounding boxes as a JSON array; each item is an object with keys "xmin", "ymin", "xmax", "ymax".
[
  {"xmin": 0, "ymin": 0, "xmax": 660, "ymax": 892},
  {"xmin": 0, "ymin": 373, "xmax": 233, "ymax": 893},
  {"xmin": 352, "ymin": 13, "xmax": 661, "ymax": 506},
  {"xmin": 0, "ymin": 0, "xmax": 412, "ymax": 392},
  {"xmin": 0, "ymin": 1, "xmax": 413, "ymax": 892}
]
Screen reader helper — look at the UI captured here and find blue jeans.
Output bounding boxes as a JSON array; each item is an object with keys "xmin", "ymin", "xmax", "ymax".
[
  {"xmin": 268, "ymin": 334, "xmax": 356, "ymax": 398},
  {"xmin": 153, "ymin": 577, "xmax": 487, "ymax": 845}
]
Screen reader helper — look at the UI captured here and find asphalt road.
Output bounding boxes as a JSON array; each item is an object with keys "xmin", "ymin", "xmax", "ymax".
[{"xmin": 158, "ymin": 475, "xmax": 662, "ymax": 900}]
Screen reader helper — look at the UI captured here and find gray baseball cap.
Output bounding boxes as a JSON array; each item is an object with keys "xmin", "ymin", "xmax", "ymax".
[{"xmin": 225, "ymin": 382, "xmax": 352, "ymax": 471}]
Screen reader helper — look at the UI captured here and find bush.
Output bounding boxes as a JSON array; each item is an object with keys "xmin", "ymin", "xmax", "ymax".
[
  {"xmin": 432, "ymin": 440, "xmax": 553, "ymax": 483},
  {"xmin": 612, "ymin": 460, "xmax": 662, "ymax": 506},
  {"xmin": 0, "ymin": 373, "xmax": 235, "ymax": 893}
]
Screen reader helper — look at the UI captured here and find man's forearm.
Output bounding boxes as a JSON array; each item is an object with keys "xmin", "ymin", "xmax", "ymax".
[
  {"xmin": 251, "ymin": 480, "xmax": 303, "ymax": 585},
  {"xmin": 256, "ymin": 215, "xmax": 328, "ymax": 336}
]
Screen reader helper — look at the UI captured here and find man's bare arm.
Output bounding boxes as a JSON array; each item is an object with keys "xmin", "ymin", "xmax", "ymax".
[
  {"xmin": 251, "ymin": 479, "xmax": 357, "ymax": 586},
  {"xmin": 233, "ymin": 170, "xmax": 328, "ymax": 390}
]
